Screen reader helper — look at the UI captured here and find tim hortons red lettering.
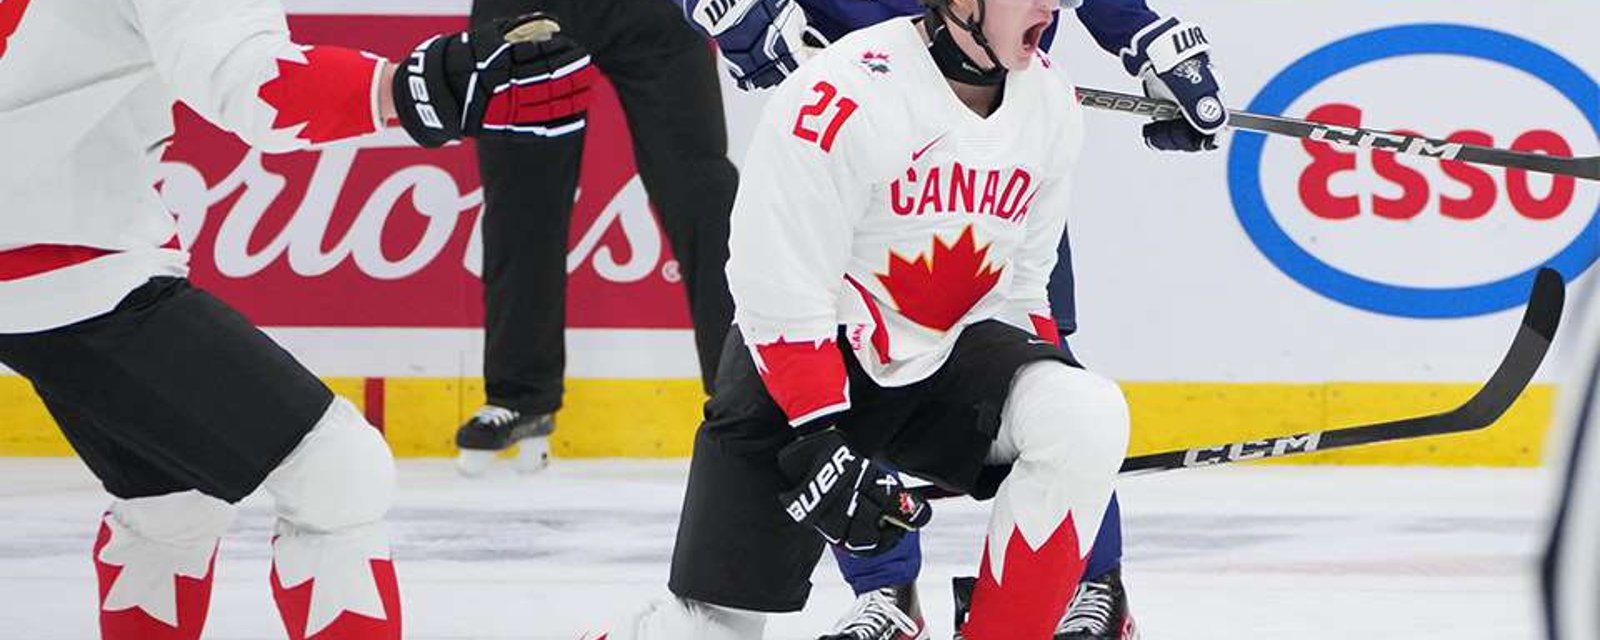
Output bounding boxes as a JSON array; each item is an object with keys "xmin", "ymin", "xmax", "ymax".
[
  {"xmin": 160, "ymin": 136, "xmax": 481, "ymax": 281},
  {"xmin": 156, "ymin": 14, "xmax": 691, "ymax": 329},
  {"xmin": 0, "ymin": 0, "xmax": 32, "ymax": 58},
  {"xmin": 161, "ymin": 136, "xmax": 664, "ymax": 283},
  {"xmin": 1300, "ymin": 103, "xmax": 1577, "ymax": 222},
  {"xmin": 891, "ymin": 165, "xmax": 1036, "ymax": 221}
]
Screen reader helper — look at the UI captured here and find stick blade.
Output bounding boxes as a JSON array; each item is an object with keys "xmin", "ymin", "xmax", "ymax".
[{"xmin": 1527, "ymin": 267, "xmax": 1566, "ymax": 343}]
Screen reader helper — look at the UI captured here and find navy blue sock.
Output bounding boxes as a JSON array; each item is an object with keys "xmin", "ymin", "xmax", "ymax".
[
  {"xmin": 834, "ymin": 530, "xmax": 922, "ymax": 595},
  {"xmin": 1083, "ymin": 493, "xmax": 1124, "ymax": 580}
]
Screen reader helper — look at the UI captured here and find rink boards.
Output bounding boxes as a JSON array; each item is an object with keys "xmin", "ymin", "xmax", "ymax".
[
  {"xmin": 0, "ymin": 2, "xmax": 1591, "ymax": 466},
  {"xmin": 0, "ymin": 374, "xmax": 1555, "ymax": 466}
]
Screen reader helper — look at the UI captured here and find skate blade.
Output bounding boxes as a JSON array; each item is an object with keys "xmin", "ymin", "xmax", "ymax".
[
  {"xmin": 456, "ymin": 449, "xmax": 498, "ymax": 477},
  {"xmin": 513, "ymin": 436, "xmax": 551, "ymax": 474}
]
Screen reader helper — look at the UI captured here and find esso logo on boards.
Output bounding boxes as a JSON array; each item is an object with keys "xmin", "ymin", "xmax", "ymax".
[{"xmin": 1228, "ymin": 24, "xmax": 1599, "ymax": 318}]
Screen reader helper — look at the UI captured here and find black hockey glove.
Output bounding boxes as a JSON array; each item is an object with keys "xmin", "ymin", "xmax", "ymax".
[
  {"xmin": 777, "ymin": 428, "xmax": 931, "ymax": 556},
  {"xmin": 1122, "ymin": 18, "xmax": 1227, "ymax": 153},
  {"xmin": 393, "ymin": 12, "xmax": 593, "ymax": 148}
]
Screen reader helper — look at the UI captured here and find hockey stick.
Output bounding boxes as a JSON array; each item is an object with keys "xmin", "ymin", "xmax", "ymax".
[
  {"xmin": 1076, "ymin": 87, "xmax": 1600, "ymax": 182},
  {"xmin": 912, "ymin": 267, "xmax": 1565, "ymax": 500}
]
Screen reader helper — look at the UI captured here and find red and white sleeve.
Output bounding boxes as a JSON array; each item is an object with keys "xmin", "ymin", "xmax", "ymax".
[
  {"xmin": 750, "ymin": 338, "xmax": 851, "ymax": 427},
  {"xmin": 133, "ymin": 0, "xmax": 386, "ymax": 152},
  {"xmin": 725, "ymin": 64, "xmax": 874, "ymax": 427}
]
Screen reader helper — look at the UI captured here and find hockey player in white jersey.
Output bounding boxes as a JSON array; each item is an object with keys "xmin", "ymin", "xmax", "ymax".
[
  {"xmin": 593, "ymin": 0, "xmax": 1128, "ymax": 638},
  {"xmin": 0, "ymin": 2, "xmax": 590, "ymax": 638}
]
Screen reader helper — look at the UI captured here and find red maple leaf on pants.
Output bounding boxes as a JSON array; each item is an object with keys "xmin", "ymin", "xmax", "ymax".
[{"xmin": 875, "ymin": 225, "xmax": 1003, "ymax": 331}]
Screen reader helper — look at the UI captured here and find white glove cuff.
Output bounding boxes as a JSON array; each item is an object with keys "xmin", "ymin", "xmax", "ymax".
[{"xmin": 1134, "ymin": 19, "xmax": 1211, "ymax": 75}]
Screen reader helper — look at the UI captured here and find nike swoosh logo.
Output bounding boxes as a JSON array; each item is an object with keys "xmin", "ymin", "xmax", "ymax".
[{"xmin": 911, "ymin": 133, "xmax": 947, "ymax": 162}]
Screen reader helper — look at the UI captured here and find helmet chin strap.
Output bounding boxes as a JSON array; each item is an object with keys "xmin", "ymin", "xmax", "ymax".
[{"xmin": 925, "ymin": 2, "xmax": 1007, "ymax": 86}]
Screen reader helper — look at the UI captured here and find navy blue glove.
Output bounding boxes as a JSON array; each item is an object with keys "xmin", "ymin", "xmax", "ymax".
[
  {"xmin": 676, "ymin": 0, "xmax": 811, "ymax": 90},
  {"xmin": 1121, "ymin": 17, "xmax": 1227, "ymax": 152}
]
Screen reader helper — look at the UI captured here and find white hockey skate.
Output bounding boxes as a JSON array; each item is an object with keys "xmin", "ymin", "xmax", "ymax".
[
  {"xmin": 453, "ymin": 406, "xmax": 555, "ymax": 477},
  {"xmin": 820, "ymin": 583, "xmax": 928, "ymax": 640}
]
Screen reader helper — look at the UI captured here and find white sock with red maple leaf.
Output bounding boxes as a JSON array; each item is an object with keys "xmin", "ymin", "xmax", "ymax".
[
  {"xmin": 94, "ymin": 491, "xmax": 236, "ymax": 640},
  {"xmin": 961, "ymin": 362, "xmax": 1129, "ymax": 640},
  {"xmin": 262, "ymin": 399, "xmax": 402, "ymax": 640}
]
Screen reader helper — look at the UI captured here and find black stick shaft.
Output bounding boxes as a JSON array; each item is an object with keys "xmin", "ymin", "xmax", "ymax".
[
  {"xmin": 1075, "ymin": 87, "xmax": 1600, "ymax": 181},
  {"xmin": 912, "ymin": 268, "xmax": 1565, "ymax": 500}
]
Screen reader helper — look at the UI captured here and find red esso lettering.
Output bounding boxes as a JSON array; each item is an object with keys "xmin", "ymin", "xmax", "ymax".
[{"xmin": 1298, "ymin": 103, "xmax": 1577, "ymax": 221}]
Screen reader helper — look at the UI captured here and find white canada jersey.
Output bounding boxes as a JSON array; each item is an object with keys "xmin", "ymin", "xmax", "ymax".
[
  {"xmin": 0, "ymin": 0, "xmax": 385, "ymax": 333},
  {"xmin": 727, "ymin": 17, "xmax": 1084, "ymax": 425}
]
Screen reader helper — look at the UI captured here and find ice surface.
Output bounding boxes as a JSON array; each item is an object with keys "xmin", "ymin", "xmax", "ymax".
[{"xmin": 0, "ymin": 459, "xmax": 1553, "ymax": 639}]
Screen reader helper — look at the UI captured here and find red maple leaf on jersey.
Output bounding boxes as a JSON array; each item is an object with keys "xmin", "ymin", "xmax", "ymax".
[
  {"xmin": 875, "ymin": 225, "xmax": 1003, "ymax": 331},
  {"xmin": 0, "ymin": 0, "xmax": 35, "ymax": 59},
  {"xmin": 257, "ymin": 46, "xmax": 379, "ymax": 144}
]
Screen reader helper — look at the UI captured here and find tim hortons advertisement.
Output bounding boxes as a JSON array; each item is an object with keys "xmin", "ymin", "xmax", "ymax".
[{"xmin": 159, "ymin": 15, "xmax": 691, "ymax": 330}]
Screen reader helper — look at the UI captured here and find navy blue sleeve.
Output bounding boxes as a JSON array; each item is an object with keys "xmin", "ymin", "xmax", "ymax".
[
  {"xmin": 1074, "ymin": 0, "xmax": 1161, "ymax": 57},
  {"xmin": 796, "ymin": 0, "xmax": 923, "ymax": 42},
  {"xmin": 1046, "ymin": 229, "xmax": 1078, "ymax": 338}
]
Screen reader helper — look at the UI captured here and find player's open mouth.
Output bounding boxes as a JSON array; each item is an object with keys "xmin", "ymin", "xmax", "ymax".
[{"xmin": 1022, "ymin": 20, "xmax": 1048, "ymax": 52}]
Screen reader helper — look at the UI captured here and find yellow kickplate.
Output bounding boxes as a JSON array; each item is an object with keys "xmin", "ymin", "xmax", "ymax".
[{"xmin": 0, "ymin": 376, "xmax": 1554, "ymax": 466}]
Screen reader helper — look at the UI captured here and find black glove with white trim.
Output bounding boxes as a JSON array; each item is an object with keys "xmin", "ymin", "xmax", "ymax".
[
  {"xmin": 392, "ymin": 12, "xmax": 593, "ymax": 148},
  {"xmin": 1122, "ymin": 17, "xmax": 1227, "ymax": 152},
  {"xmin": 777, "ymin": 427, "xmax": 931, "ymax": 556}
]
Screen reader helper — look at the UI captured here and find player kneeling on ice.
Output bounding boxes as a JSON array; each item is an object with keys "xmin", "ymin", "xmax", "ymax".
[
  {"xmin": 0, "ymin": 3, "xmax": 590, "ymax": 638},
  {"xmin": 592, "ymin": 0, "xmax": 1127, "ymax": 637}
]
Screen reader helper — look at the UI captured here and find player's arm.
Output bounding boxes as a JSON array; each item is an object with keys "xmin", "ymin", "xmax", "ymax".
[
  {"xmin": 727, "ymin": 73, "xmax": 869, "ymax": 427},
  {"xmin": 1001, "ymin": 173, "xmax": 1075, "ymax": 347},
  {"xmin": 1002, "ymin": 109, "xmax": 1084, "ymax": 347},
  {"xmin": 1075, "ymin": 0, "xmax": 1227, "ymax": 152},
  {"xmin": 131, "ymin": 0, "xmax": 594, "ymax": 151},
  {"xmin": 670, "ymin": 0, "xmax": 812, "ymax": 90},
  {"xmin": 728, "ymin": 73, "xmax": 929, "ymax": 553}
]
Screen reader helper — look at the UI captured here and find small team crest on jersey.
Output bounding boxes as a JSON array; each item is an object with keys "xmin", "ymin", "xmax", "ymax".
[{"xmin": 860, "ymin": 51, "xmax": 892, "ymax": 75}]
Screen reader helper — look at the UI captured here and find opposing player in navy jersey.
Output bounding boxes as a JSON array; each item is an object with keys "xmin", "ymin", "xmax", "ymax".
[{"xmin": 667, "ymin": 0, "xmax": 1226, "ymax": 638}]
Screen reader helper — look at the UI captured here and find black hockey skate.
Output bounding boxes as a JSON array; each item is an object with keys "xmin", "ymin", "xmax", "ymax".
[
  {"xmin": 1055, "ymin": 568, "xmax": 1138, "ymax": 640},
  {"xmin": 454, "ymin": 406, "xmax": 555, "ymax": 477},
  {"xmin": 949, "ymin": 569, "xmax": 1137, "ymax": 640},
  {"xmin": 820, "ymin": 583, "xmax": 928, "ymax": 640}
]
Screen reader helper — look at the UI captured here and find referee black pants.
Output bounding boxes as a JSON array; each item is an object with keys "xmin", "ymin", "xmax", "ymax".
[{"xmin": 471, "ymin": 0, "xmax": 738, "ymax": 415}]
